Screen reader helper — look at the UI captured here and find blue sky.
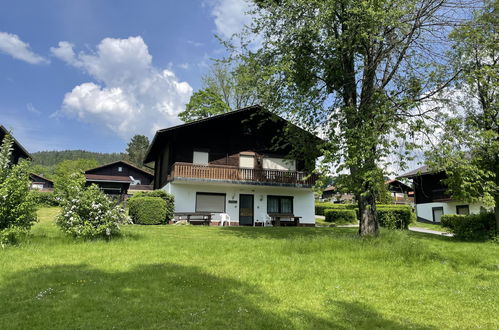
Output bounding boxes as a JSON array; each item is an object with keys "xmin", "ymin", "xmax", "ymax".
[{"xmin": 0, "ymin": 0, "xmax": 251, "ymax": 153}]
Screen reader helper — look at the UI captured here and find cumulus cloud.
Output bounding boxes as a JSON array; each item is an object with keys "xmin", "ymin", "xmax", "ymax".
[
  {"xmin": 51, "ymin": 36, "xmax": 193, "ymax": 139},
  {"xmin": 207, "ymin": 0, "xmax": 253, "ymax": 39},
  {"xmin": 0, "ymin": 32, "xmax": 49, "ymax": 64}
]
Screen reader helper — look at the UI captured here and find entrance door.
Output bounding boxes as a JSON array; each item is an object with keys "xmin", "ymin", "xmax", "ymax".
[
  {"xmin": 239, "ymin": 194, "xmax": 254, "ymax": 226},
  {"xmin": 432, "ymin": 207, "xmax": 444, "ymax": 223}
]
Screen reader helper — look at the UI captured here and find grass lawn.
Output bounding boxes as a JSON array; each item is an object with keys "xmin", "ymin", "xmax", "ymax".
[
  {"xmin": 410, "ymin": 221, "xmax": 448, "ymax": 232},
  {"xmin": 1, "ymin": 207, "xmax": 498, "ymax": 329}
]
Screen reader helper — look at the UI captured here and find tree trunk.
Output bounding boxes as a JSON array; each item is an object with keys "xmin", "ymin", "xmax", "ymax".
[{"xmin": 358, "ymin": 191, "xmax": 379, "ymax": 236}]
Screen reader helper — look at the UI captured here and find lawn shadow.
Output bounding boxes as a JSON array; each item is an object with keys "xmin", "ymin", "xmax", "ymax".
[
  {"xmin": 0, "ymin": 263, "xmax": 291, "ymax": 329},
  {"xmin": 218, "ymin": 226, "xmax": 358, "ymax": 240}
]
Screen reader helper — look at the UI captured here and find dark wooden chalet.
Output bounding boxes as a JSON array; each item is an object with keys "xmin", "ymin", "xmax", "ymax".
[
  {"xmin": 29, "ymin": 173, "xmax": 54, "ymax": 190},
  {"xmin": 0, "ymin": 125, "xmax": 31, "ymax": 164},
  {"xmin": 399, "ymin": 165, "xmax": 450, "ymax": 204},
  {"xmin": 85, "ymin": 160, "xmax": 154, "ymax": 196},
  {"xmin": 144, "ymin": 105, "xmax": 322, "ymax": 189}
]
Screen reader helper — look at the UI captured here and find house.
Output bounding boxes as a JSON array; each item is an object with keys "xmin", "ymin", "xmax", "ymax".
[
  {"xmin": 399, "ymin": 165, "xmax": 486, "ymax": 223},
  {"xmin": 321, "ymin": 179, "xmax": 413, "ymax": 204},
  {"xmin": 29, "ymin": 173, "xmax": 54, "ymax": 190},
  {"xmin": 0, "ymin": 125, "xmax": 31, "ymax": 164},
  {"xmin": 84, "ymin": 160, "xmax": 154, "ymax": 197},
  {"xmin": 144, "ymin": 105, "xmax": 322, "ymax": 226}
]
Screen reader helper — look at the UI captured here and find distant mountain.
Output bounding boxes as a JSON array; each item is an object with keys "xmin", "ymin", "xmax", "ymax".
[{"xmin": 31, "ymin": 150, "xmax": 126, "ymax": 167}]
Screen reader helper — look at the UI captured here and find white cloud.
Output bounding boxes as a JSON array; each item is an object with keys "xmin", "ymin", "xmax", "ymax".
[
  {"xmin": 26, "ymin": 103, "xmax": 41, "ymax": 115},
  {"xmin": 0, "ymin": 32, "xmax": 49, "ymax": 64},
  {"xmin": 51, "ymin": 36, "xmax": 193, "ymax": 139},
  {"xmin": 207, "ymin": 0, "xmax": 253, "ymax": 39}
]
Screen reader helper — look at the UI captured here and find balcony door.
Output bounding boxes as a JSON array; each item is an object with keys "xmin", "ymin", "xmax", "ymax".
[{"xmin": 239, "ymin": 194, "xmax": 254, "ymax": 226}]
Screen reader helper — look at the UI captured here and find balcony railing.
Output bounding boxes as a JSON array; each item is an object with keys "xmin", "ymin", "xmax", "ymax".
[{"xmin": 169, "ymin": 162, "xmax": 317, "ymax": 186}]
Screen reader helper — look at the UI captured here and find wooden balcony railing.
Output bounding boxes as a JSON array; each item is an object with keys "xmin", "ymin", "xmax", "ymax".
[{"xmin": 170, "ymin": 162, "xmax": 317, "ymax": 186}]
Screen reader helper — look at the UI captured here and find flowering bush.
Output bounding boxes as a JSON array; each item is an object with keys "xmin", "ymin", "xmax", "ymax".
[
  {"xmin": 0, "ymin": 133, "xmax": 37, "ymax": 246},
  {"xmin": 56, "ymin": 174, "xmax": 129, "ymax": 239}
]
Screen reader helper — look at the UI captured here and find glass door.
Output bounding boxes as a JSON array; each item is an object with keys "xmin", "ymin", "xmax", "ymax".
[{"xmin": 239, "ymin": 194, "xmax": 254, "ymax": 226}]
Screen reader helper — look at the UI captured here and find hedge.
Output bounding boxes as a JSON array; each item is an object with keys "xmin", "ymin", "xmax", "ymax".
[
  {"xmin": 324, "ymin": 209, "xmax": 357, "ymax": 224},
  {"xmin": 377, "ymin": 206, "xmax": 413, "ymax": 229},
  {"xmin": 441, "ymin": 212, "xmax": 496, "ymax": 241},
  {"xmin": 315, "ymin": 202, "xmax": 356, "ymax": 215},
  {"xmin": 128, "ymin": 197, "xmax": 167, "ymax": 225},
  {"xmin": 131, "ymin": 190, "xmax": 174, "ymax": 222},
  {"xmin": 30, "ymin": 191, "xmax": 59, "ymax": 207}
]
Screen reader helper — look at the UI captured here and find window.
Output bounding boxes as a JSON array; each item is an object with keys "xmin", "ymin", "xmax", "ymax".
[
  {"xmin": 239, "ymin": 155, "xmax": 255, "ymax": 168},
  {"xmin": 267, "ymin": 196, "xmax": 293, "ymax": 214},
  {"xmin": 118, "ymin": 166, "xmax": 123, "ymax": 172},
  {"xmin": 196, "ymin": 193, "xmax": 226, "ymax": 213},
  {"xmin": 456, "ymin": 205, "xmax": 470, "ymax": 215},
  {"xmin": 262, "ymin": 157, "xmax": 296, "ymax": 171},
  {"xmin": 193, "ymin": 151, "xmax": 209, "ymax": 165}
]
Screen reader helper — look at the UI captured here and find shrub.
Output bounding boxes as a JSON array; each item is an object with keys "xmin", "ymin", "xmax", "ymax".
[
  {"xmin": 131, "ymin": 190, "xmax": 174, "ymax": 221},
  {"xmin": 441, "ymin": 212, "xmax": 496, "ymax": 241},
  {"xmin": 315, "ymin": 202, "xmax": 356, "ymax": 215},
  {"xmin": 377, "ymin": 206, "xmax": 413, "ymax": 229},
  {"xmin": 56, "ymin": 174, "xmax": 129, "ymax": 239},
  {"xmin": 30, "ymin": 191, "xmax": 59, "ymax": 207},
  {"xmin": 324, "ymin": 209, "xmax": 357, "ymax": 224},
  {"xmin": 128, "ymin": 197, "xmax": 167, "ymax": 225},
  {"xmin": 0, "ymin": 134, "xmax": 37, "ymax": 245}
]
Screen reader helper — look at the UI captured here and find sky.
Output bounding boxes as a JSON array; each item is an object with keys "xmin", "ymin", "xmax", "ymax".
[{"xmin": 0, "ymin": 0, "xmax": 252, "ymax": 153}]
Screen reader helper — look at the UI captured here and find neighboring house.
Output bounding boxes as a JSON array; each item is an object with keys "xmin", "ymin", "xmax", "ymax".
[
  {"xmin": 399, "ymin": 165, "xmax": 486, "ymax": 223},
  {"xmin": 29, "ymin": 173, "xmax": 54, "ymax": 191},
  {"xmin": 144, "ymin": 105, "xmax": 321, "ymax": 226},
  {"xmin": 84, "ymin": 160, "xmax": 154, "ymax": 197},
  {"xmin": 321, "ymin": 179, "xmax": 413, "ymax": 204},
  {"xmin": 0, "ymin": 125, "xmax": 31, "ymax": 164},
  {"xmin": 385, "ymin": 179, "xmax": 414, "ymax": 204}
]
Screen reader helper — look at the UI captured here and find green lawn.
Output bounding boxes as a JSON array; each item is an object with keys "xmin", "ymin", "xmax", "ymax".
[
  {"xmin": 410, "ymin": 221, "xmax": 448, "ymax": 232},
  {"xmin": 1, "ymin": 207, "xmax": 498, "ymax": 329}
]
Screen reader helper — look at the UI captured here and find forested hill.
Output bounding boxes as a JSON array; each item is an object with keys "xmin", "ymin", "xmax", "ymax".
[{"xmin": 31, "ymin": 150, "xmax": 126, "ymax": 167}]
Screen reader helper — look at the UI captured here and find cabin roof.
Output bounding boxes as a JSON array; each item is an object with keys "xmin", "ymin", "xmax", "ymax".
[
  {"xmin": 398, "ymin": 165, "xmax": 433, "ymax": 178},
  {"xmin": 29, "ymin": 173, "xmax": 53, "ymax": 184},
  {"xmin": 0, "ymin": 125, "xmax": 31, "ymax": 160},
  {"xmin": 85, "ymin": 160, "xmax": 154, "ymax": 177},
  {"xmin": 144, "ymin": 105, "xmax": 323, "ymax": 163}
]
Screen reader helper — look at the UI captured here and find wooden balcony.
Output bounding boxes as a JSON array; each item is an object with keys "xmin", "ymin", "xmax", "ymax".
[{"xmin": 169, "ymin": 162, "xmax": 317, "ymax": 187}]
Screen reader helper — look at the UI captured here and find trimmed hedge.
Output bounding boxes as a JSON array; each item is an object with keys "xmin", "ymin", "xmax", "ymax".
[
  {"xmin": 131, "ymin": 190, "xmax": 174, "ymax": 222},
  {"xmin": 441, "ymin": 212, "xmax": 496, "ymax": 241},
  {"xmin": 324, "ymin": 209, "xmax": 357, "ymax": 224},
  {"xmin": 315, "ymin": 202, "xmax": 356, "ymax": 215},
  {"xmin": 30, "ymin": 191, "xmax": 59, "ymax": 207},
  {"xmin": 377, "ymin": 206, "xmax": 413, "ymax": 229},
  {"xmin": 128, "ymin": 197, "xmax": 167, "ymax": 225}
]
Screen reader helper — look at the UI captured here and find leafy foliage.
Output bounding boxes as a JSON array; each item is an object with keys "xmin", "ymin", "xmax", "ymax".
[
  {"xmin": 0, "ymin": 133, "xmax": 37, "ymax": 245},
  {"xmin": 324, "ymin": 209, "xmax": 357, "ymax": 224},
  {"xmin": 55, "ymin": 174, "xmax": 129, "ymax": 239},
  {"xmin": 237, "ymin": 0, "xmax": 456, "ymax": 235},
  {"xmin": 52, "ymin": 159, "xmax": 99, "ymax": 197},
  {"xmin": 130, "ymin": 190, "xmax": 175, "ymax": 221},
  {"xmin": 126, "ymin": 135, "xmax": 149, "ymax": 168},
  {"xmin": 315, "ymin": 202, "xmax": 356, "ymax": 216},
  {"xmin": 128, "ymin": 197, "xmax": 167, "ymax": 225},
  {"xmin": 442, "ymin": 212, "xmax": 496, "ymax": 241},
  {"xmin": 377, "ymin": 206, "xmax": 414, "ymax": 230},
  {"xmin": 179, "ymin": 61, "xmax": 259, "ymax": 122},
  {"xmin": 30, "ymin": 191, "xmax": 59, "ymax": 207}
]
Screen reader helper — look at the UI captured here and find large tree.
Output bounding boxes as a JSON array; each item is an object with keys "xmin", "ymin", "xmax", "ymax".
[
  {"xmin": 126, "ymin": 135, "xmax": 150, "ymax": 167},
  {"xmin": 429, "ymin": 0, "xmax": 498, "ymax": 229},
  {"xmin": 179, "ymin": 62, "xmax": 259, "ymax": 122},
  {"xmin": 239, "ymin": 0, "xmax": 462, "ymax": 235}
]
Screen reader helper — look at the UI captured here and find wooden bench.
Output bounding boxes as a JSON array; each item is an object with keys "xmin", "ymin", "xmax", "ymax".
[
  {"xmin": 174, "ymin": 212, "xmax": 212, "ymax": 225},
  {"xmin": 267, "ymin": 213, "xmax": 301, "ymax": 227}
]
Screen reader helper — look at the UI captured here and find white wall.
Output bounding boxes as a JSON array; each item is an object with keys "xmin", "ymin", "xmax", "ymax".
[
  {"xmin": 163, "ymin": 181, "xmax": 315, "ymax": 224},
  {"xmin": 416, "ymin": 201, "xmax": 487, "ymax": 222}
]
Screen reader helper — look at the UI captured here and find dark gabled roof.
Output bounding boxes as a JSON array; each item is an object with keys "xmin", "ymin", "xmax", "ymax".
[
  {"xmin": 29, "ymin": 173, "xmax": 53, "ymax": 184},
  {"xmin": 84, "ymin": 160, "xmax": 154, "ymax": 177},
  {"xmin": 85, "ymin": 174, "xmax": 132, "ymax": 183},
  {"xmin": 398, "ymin": 165, "xmax": 433, "ymax": 179},
  {"xmin": 0, "ymin": 125, "xmax": 31, "ymax": 160},
  {"xmin": 144, "ymin": 105, "xmax": 323, "ymax": 163}
]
